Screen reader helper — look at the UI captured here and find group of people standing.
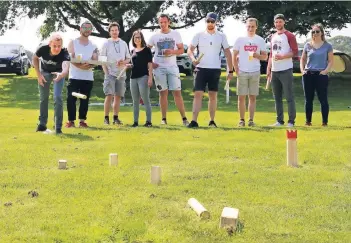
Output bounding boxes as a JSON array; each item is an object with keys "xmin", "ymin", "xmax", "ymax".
[{"xmin": 32, "ymin": 12, "xmax": 334, "ymax": 134}]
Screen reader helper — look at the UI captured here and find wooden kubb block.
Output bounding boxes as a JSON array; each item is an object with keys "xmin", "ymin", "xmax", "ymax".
[
  {"xmin": 220, "ymin": 207, "xmax": 239, "ymax": 229},
  {"xmin": 109, "ymin": 153, "xmax": 118, "ymax": 166},
  {"xmin": 187, "ymin": 198, "xmax": 210, "ymax": 219},
  {"xmin": 151, "ymin": 166, "xmax": 161, "ymax": 185},
  {"xmin": 58, "ymin": 160, "xmax": 67, "ymax": 170}
]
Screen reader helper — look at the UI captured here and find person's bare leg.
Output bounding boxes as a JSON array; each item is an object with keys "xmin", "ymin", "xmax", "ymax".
[
  {"xmin": 208, "ymin": 91, "xmax": 217, "ymax": 121},
  {"xmin": 172, "ymin": 90, "xmax": 186, "ymax": 119},
  {"xmin": 192, "ymin": 91, "xmax": 204, "ymax": 122},
  {"xmin": 159, "ymin": 90, "xmax": 168, "ymax": 120},
  {"xmin": 113, "ymin": 95, "xmax": 121, "ymax": 116},
  {"xmin": 238, "ymin": 95, "xmax": 246, "ymax": 120},
  {"xmin": 104, "ymin": 95, "xmax": 112, "ymax": 116},
  {"xmin": 248, "ymin": 95, "xmax": 257, "ymax": 121}
]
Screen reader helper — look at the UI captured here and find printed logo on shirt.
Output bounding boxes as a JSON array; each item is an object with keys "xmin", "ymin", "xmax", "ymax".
[
  {"xmin": 156, "ymin": 37, "xmax": 175, "ymax": 56},
  {"xmin": 272, "ymin": 41, "xmax": 282, "ymax": 52},
  {"xmin": 41, "ymin": 59, "xmax": 57, "ymax": 66},
  {"xmin": 244, "ymin": 43, "xmax": 258, "ymax": 52}
]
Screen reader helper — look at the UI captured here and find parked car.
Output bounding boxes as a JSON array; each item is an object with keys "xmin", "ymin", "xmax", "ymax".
[
  {"xmin": 0, "ymin": 44, "xmax": 29, "ymax": 75},
  {"xmin": 177, "ymin": 53, "xmax": 193, "ymax": 76}
]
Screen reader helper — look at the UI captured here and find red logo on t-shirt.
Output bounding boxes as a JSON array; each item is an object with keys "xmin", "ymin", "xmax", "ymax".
[{"xmin": 244, "ymin": 45, "xmax": 258, "ymax": 52}]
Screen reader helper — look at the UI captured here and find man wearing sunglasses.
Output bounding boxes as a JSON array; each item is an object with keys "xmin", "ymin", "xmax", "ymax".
[
  {"xmin": 187, "ymin": 12, "xmax": 233, "ymax": 128},
  {"xmin": 266, "ymin": 14, "xmax": 298, "ymax": 127},
  {"xmin": 66, "ymin": 21, "xmax": 99, "ymax": 128},
  {"xmin": 101, "ymin": 22, "xmax": 131, "ymax": 125}
]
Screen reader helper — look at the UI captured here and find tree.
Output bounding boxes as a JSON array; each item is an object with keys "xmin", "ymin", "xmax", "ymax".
[
  {"xmin": 328, "ymin": 36, "xmax": 351, "ymax": 56},
  {"xmin": 0, "ymin": 1, "xmax": 241, "ymax": 42},
  {"xmin": 1, "ymin": 1, "xmax": 351, "ymax": 43},
  {"xmin": 237, "ymin": 1, "xmax": 351, "ymax": 39}
]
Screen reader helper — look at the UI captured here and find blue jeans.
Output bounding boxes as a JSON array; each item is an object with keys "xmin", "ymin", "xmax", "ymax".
[
  {"xmin": 302, "ymin": 72, "xmax": 329, "ymax": 124},
  {"xmin": 38, "ymin": 72, "xmax": 65, "ymax": 130}
]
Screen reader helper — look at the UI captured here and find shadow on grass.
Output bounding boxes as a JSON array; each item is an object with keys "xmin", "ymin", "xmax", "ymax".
[
  {"xmin": 59, "ymin": 133, "xmax": 94, "ymax": 141},
  {"xmin": 0, "ymin": 69, "xmax": 350, "ymax": 113}
]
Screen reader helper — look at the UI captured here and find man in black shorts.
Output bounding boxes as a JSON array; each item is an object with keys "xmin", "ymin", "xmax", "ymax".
[
  {"xmin": 187, "ymin": 12, "xmax": 233, "ymax": 128},
  {"xmin": 32, "ymin": 33, "xmax": 70, "ymax": 134}
]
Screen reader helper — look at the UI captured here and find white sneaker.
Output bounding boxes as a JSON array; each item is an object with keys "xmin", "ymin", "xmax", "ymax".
[
  {"xmin": 287, "ymin": 122, "xmax": 294, "ymax": 128},
  {"xmin": 269, "ymin": 122, "xmax": 283, "ymax": 127}
]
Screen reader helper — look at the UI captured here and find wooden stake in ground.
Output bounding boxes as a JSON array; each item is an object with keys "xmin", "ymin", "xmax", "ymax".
[
  {"xmin": 286, "ymin": 130, "xmax": 298, "ymax": 167},
  {"xmin": 187, "ymin": 198, "xmax": 210, "ymax": 219},
  {"xmin": 58, "ymin": 159, "xmax": 67, "ymax": 170},
  {"xmin": 151, "ymin": 166, "xmax": 161, "ymax": 185},
  {"xmin": 109, "ymin": 153, "xmax": 118, "ymax": 166},
  {"xmin": 219, "ymin": 207, "xmax": 239, "ymax": 229}
]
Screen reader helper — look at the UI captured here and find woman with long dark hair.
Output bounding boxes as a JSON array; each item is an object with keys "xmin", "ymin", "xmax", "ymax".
[
  {"xmin": 128, "ymin": 30, "xmax": 153, "ymax": 127},
  {"xmin": 300, "ymin": 23, "xmax": 334, "ymax": 126}
]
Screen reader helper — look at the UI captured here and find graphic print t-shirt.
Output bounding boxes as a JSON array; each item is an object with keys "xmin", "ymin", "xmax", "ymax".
[
  {"xmin": 148, "ymin": 30, "xmax": 182, "ymax": 67},
  {"xmin": 35, "ymin": 44, "xmax": 70, "ymax": 73},
  {"xmin": 270, "ymin": 31, "xmax": 298, "ymax": 72},
  {"xmin": 233, "ymin": 35, "xmax": 266, "ymax": 73}
]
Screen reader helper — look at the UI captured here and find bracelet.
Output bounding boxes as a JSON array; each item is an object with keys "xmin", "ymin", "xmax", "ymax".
[{"xmin": 228, "ymin": 71, "xmax": 233, "ymax": 74}]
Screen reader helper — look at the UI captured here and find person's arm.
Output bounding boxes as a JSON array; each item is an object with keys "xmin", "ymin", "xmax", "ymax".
[
  {"xmin": 187, "ymin": 44, "xmax": 199, "ymax": 66},
  {"xmin": 164, "ymin": 43, "xmax": 184, "ymax": 56},
  {"xmin": 321, "ymin": 48, "xmax": 334, "ymax": 75},
  {"xmin": 224, "ymin": 47, "xmax": 233, "ymax": 73},
  {"xmin": 300, "ymin": 50, "xmax": 307, "ymax": 74},
  {"xmin": 266, "ymin": 38, "xmax": 273, "ymax": 80},
  {"xmin": 232, "ymin": 50, "xmax": 239, "ymax": 74},
  {"xmin": 254, "ymin": 50, "xmax": 268, "ymax": 61},
  {"xmin": 222, "ymin": 34, "xmax": 233, "ymax": 74},
  {"xmin": 188, "ymin": 33, "xmax": 200, "ymax": 65},
  {"xmin": 147, "ymin": 48, "xmax": 153, "ymax": 87},
  {"xmin": 32, "ymin": 54, "xmax": 41, "ymax": 78},
  {"xmin": 123, "ymin": 42, "xmax": 131, "ymax": 65}
]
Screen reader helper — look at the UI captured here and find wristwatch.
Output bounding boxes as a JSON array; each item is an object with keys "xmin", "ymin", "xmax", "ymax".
[{"xmin": 228, "ymin": 70, "xmax": 233, "ymax": 74}]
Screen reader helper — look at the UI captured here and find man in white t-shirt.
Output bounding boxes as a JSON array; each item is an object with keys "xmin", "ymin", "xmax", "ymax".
[
  {"xmin": 233, "ymin": 18, "xmax": 267, "ymax": 127},
  {"xmin": 101, "ymin": 22, "xmax": 131, "ymax": 125},
  {"xmin": 147, "ymin": 14, "xmax": 189, "ymax": 126},
  {"xmin": 187, "ymin": 12, "xmax": 233, "ymax": 128}
]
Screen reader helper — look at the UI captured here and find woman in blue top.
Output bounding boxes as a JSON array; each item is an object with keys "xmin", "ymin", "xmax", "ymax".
[{"xmin": 300, "ymin": 24, "xmax": 334, "ymax": 126}]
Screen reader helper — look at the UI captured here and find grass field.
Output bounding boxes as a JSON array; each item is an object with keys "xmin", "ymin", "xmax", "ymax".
[{"xmin": 0, "ymin": 69, "xmax": 350, "ymax": 242}]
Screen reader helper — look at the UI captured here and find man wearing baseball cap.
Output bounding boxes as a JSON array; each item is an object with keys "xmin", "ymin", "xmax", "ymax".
[
  {"xmin": 187, "ymin": 12, "xmax": 233, "ymax": 128},
  {"xmin": 267, "ymin": 14, "xmax": 298, "ymax": 127}
]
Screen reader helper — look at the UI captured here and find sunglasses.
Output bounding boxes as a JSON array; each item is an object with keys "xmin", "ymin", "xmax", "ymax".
[
  {"xmin": 311, "ymin": 30, "xmax": 321, "ymax": 34},
  {"xmin": 206, "ymin": 20, "xmax": 215, "ymax": 24},
  {"xmin": 134, "ymin": 36, "xmax": 141, "ymax": 39},
  {"xmin": 82, "ymin": 27, "xmax": 92, "ymax": 31}
]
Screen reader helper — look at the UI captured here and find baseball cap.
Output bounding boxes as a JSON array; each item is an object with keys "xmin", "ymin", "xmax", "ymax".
[
  {"xmin": 206, "ymin": 12, "xmax": 218, "ymax": 21},
  {"xmin": 274, "ymin": 14, "xmax": 285, "ymax": 21}
]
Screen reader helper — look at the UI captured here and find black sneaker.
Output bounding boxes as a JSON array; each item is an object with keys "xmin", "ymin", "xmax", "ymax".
[
  {"xmin": 104, "ymin": 117, "xmax": 110, "ymax": 125},
  {"xmin": 144, "ymin": 121, "xmax": 152, "ymax": 127},
  {"xmin": 208, "ymin": 121, "xmax": 217, "ymax": 128},
  {"xmin": 187, "ymin": 120, "xmax": 199, "ymax": 128},
  {"xmin": 113, "ymin": 118, "xmax": 123, "ymax": 125},
  {"xmin": 36, "ymin": 124, "xmax": 47, "ymax": 132},
  {"xmin": 56, "ymin": 129, "xmax": 63, "ymax": 134},
  {"xmin": 132, "ymin": 122, "xmax": 138, "ymax": 127}
]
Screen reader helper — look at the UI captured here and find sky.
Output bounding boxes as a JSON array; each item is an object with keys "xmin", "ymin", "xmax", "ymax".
[{"xmin": 1, "ymin": 15, "xmax": 351, "ymax": 53}]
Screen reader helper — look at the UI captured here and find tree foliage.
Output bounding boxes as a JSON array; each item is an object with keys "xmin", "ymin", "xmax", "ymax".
[{"xmin": 1, "ymin": 1, "xmax": 351, "ymax": 42}]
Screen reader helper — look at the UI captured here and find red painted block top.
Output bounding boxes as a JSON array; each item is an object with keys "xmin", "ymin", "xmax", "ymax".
[{"xmin": 286, "ymin": 130, "xmax": 297, "ymax": 139}]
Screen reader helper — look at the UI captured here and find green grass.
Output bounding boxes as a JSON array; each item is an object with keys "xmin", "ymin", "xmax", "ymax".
[{"xmin": 0, "ymin": 69, "xmax": 350, "ymax": 243}]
